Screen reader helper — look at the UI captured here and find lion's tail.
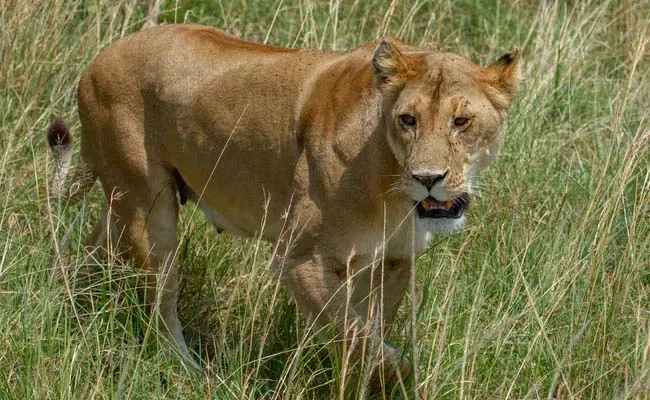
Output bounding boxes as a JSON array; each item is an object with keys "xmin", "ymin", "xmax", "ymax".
[{"xmin": 47, "ymin": 118, "xmax": 97, "ymax": 205}]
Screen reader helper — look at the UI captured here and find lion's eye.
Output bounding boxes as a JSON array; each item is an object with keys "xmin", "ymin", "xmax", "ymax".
[
  {"xmin": 399, "ymin": 114, "xmax": 417, "ymax": 128},
  {"xmin": 454, "ymin": 117, "xmax": 470, "ymax": 127}
]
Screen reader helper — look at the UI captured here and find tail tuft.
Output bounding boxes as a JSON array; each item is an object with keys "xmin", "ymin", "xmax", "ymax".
[
  {"xmin": 46, "ymin": 117, "xmax": 96, "ymax": 201},
  {"xmin": 47, "ymin": 118, "xmax": 75, "ymax": 197},
  {"xmin": 47, "ymin": 118, "xmax": 72, "ymax": 148}
]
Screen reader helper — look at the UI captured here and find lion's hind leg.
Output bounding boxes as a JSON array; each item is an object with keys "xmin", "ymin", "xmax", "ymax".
[{"xmin": 99, "ymin": 166, "xmax": 196, "ymax": 368}]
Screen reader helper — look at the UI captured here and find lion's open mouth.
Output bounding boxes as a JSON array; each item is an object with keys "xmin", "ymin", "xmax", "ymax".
[{"xmin": 415, "ymin": 194, "xmax": 470, "ymax": 219}]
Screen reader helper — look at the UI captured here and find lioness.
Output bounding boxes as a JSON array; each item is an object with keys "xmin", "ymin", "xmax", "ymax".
[{"xmin": 48, "ymin": 24, "xmax": 519, "ymax": 389}]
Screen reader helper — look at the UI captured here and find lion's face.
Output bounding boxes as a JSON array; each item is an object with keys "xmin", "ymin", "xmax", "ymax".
[{"xmin": 373, "ymin": 41, "xmax": 520, "ymax": 233}]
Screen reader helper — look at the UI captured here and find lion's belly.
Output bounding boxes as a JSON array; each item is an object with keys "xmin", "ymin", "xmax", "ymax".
[
  {"xmin": 193, "ymin": 196, "xmax": 286, "ymax": 239},
  {"xmin": 172, "ymin": 144, "xmax": 296, "ymax": 239},
  {"xmin": 167, "ymin": 121, "xmax": 297, "ymax": 240}
]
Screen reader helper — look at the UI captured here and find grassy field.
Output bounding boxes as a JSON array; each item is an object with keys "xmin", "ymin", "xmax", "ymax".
[{"xmin": 1, "ymin": 0, "xmax": 648, "ymax": 398}]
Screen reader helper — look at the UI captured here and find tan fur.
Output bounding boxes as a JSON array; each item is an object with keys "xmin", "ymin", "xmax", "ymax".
[{"xmin": 49, "ymin": 24, "xmax": 520, "ymax": 388}]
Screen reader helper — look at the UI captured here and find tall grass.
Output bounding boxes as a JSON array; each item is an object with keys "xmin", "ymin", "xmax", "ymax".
[{"xmin": 1, "ymin": 0, "xmax": 648, "ymax": 398}]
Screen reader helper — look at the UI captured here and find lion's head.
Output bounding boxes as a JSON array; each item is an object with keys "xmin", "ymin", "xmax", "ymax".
[{"xmin": 373, "ymin": 40, "xmax": 520, "ymax": 233}]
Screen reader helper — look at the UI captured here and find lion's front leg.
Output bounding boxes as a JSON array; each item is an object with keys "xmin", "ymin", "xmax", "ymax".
[
  {"xmin": 350, "ymin": 257, "xmax": 412, "ymax": 334},
  {"xmin": 277, "ymin": 252, "xmax": 410, "ymax": 392}
]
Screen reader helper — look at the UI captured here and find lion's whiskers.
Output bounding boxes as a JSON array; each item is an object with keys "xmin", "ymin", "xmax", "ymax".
[{"xmin": 384, "ymin": 177, "xmax": 409, "ymax": 197}]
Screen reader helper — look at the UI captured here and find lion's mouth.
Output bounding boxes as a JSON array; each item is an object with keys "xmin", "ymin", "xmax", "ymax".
[{"xmin": 415, "ymin": 194, "xmax": 470, "ymax": 219}]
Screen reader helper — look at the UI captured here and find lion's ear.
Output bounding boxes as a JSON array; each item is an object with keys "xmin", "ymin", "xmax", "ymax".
[
  {"xmin": 372, "ymin": 39, "xmax": 409, "ymax": 89},
  {"xmin": 483, "ymin": 50, "xmax": 521, "ymax": 109}
]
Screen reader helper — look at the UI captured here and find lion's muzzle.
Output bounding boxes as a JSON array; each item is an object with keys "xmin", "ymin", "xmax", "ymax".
[{"xmin": 415, "ymin": 193, "xmax": 470, "ymax": 219}]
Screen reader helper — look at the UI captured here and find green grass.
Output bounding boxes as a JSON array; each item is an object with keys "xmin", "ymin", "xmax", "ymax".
[{"xmin": 1, "ymin": 0, "xmax": 649, "ymax": 398}]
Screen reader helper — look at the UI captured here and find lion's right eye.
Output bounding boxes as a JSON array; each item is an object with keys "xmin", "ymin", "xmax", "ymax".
[
  {"xmin": 453, "ymin": 116, "xmax": 470, "ymax": 127},
  {"xmin": 399, "ymin": 114, "xmax": 416, "ymax": 128}
]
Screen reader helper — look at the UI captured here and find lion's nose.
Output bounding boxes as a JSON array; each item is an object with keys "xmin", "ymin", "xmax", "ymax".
[{"xmin": 412, "ymin": 171, "xmax": 448, "ymax": 190}]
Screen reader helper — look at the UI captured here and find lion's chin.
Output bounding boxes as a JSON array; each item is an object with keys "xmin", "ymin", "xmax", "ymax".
[{"xmin": 416, "ymin": 214, "xmax": 466, "ymax": 237}]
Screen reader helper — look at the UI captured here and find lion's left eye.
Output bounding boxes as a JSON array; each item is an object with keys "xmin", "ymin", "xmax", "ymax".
[
  {"xmin": 399, "ymin": 114, "xmax": 417, "ymax": 128},
  {"xmin": 454, "ymin": 117, "xmax": 470, "ymax": 127}
]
